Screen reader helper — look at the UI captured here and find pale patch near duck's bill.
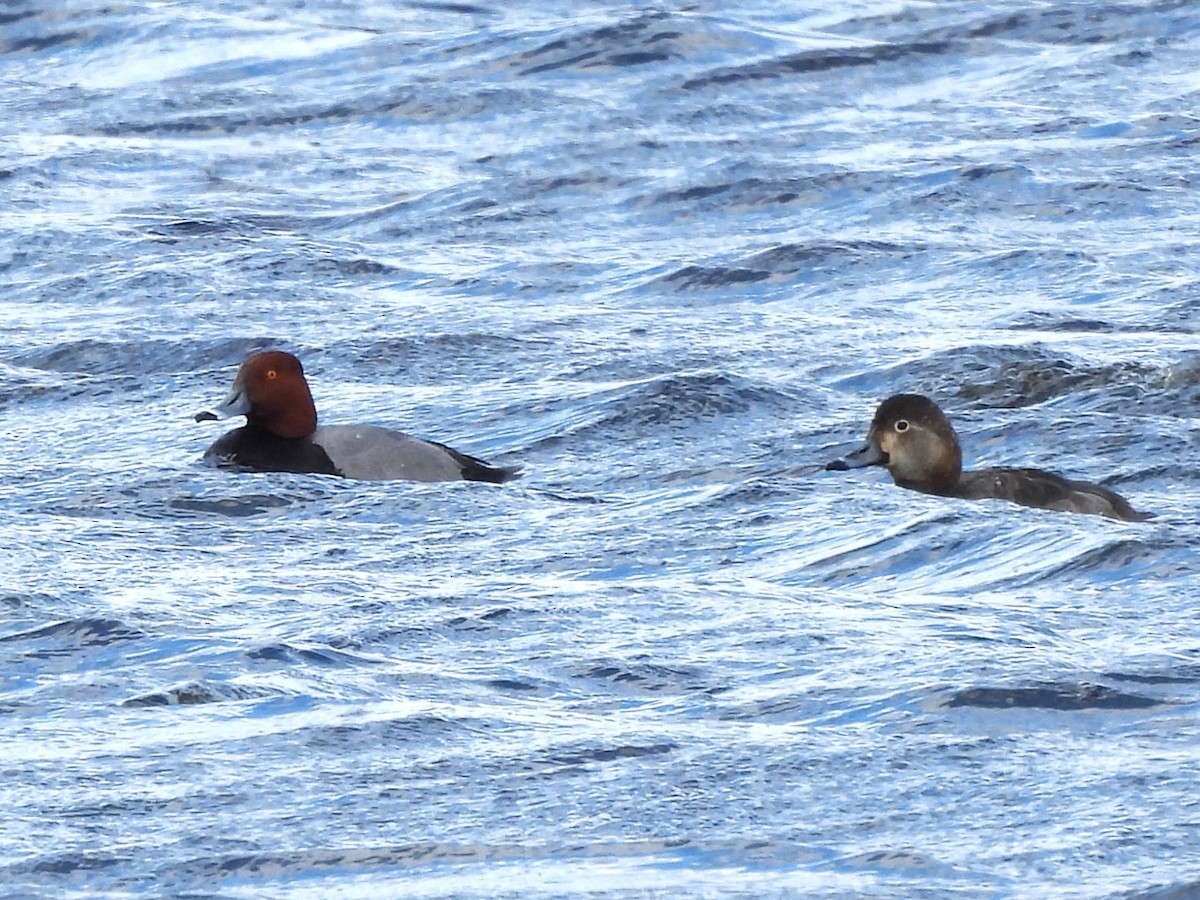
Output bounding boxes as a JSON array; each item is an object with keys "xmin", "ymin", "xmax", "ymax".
[
  {"xmin": 194, "ymin": 384, "xmax": 251, "ymax": 423},
  {"xmin": 826, "ymin": 440, "xmax": 889, "ymax": 471}
]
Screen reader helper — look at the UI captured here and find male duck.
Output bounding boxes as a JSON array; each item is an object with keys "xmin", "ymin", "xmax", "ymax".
[{"xmin": 195, "ymin": 350, "xmax": 519, "ymax": 483}]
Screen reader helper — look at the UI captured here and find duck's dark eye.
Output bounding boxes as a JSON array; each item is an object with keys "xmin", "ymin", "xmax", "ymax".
[
  {"xmin": 266, "ymin": 370, "xmax": 278, "ymax": 380},
  {"xmin": 894, "ymin": 419, "xmax": 909, "ymax": 433}
]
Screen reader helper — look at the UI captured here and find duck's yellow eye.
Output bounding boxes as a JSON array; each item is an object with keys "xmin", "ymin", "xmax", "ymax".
[
  {"xmin": 266, "ymin": 370, "xmax": 278, "ymax": 380},
  {"xmin": 895, "ymin": 419, "xmax": 909, "ymax": 433}
]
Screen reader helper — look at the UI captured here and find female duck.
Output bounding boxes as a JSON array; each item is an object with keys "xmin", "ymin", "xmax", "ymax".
[
  {"xmin": 827, "ymin": 394, "xmax": 1147, "ymax": 521},
  {"xmin": 195, "ymin": 350, "xmax": 519, "ymax": 483}
]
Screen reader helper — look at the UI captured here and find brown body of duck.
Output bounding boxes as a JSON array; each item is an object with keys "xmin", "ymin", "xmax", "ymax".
[{"xmin": 827, "ymin": 394, "xmax": 1148, "ymax": 521}]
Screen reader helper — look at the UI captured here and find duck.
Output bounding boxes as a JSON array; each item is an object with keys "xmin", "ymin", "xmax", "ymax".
[
  {"xmin": 195, "ymin": 350, "xmax": 520, "ymax": 483},
  {"xmin": 826, "ymin": 393, "xmax": 1148, "ymax": 521}
]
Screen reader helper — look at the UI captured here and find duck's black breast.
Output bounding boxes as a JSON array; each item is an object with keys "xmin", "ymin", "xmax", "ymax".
[
  {"xmin": 954, "ymin": 467, "xmax": 1149, "ymax": 522},
  {"xmin": 204, "ymin": 425, "xmax": 340, "ymax": 476}
]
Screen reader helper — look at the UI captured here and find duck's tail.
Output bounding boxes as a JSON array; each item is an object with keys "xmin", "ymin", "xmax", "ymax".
[{"xmin": 431, "ymin": 441, "xmax": 522, "ymax": 484}]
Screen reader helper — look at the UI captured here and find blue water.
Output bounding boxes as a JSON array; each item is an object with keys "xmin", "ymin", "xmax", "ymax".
[{"xmin": 3, "ymin": 1, "xmax": 1200, "ymax": 896}]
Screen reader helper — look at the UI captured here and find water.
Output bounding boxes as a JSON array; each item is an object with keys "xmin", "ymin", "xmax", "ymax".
[{"xmin": 3, "ymin": 0, "xmax": 1199, "ymax": 895}]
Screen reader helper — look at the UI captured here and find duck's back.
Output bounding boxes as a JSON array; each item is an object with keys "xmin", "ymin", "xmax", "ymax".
[
  {"xmin": 312, "ymin": 425, "xmax": 519, "ymax": 483},
  {"xmin": 955, "ymin": 467, "xmax": 1148, "ymax": 522}
]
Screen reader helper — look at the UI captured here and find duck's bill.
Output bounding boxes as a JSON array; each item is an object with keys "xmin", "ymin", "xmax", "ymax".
[
  {"xmin": 193, "ymin": 385, "xmax": 250, "ymax": 423},
  {"xmin": 826, "ymin": 440, "xmax": 888, "ymax": 471}
]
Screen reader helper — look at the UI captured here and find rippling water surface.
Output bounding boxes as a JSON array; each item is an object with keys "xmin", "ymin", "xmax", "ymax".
[{"xmin": 4, "ymin": 0, "xmax": 1200, "ymax": 896}]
